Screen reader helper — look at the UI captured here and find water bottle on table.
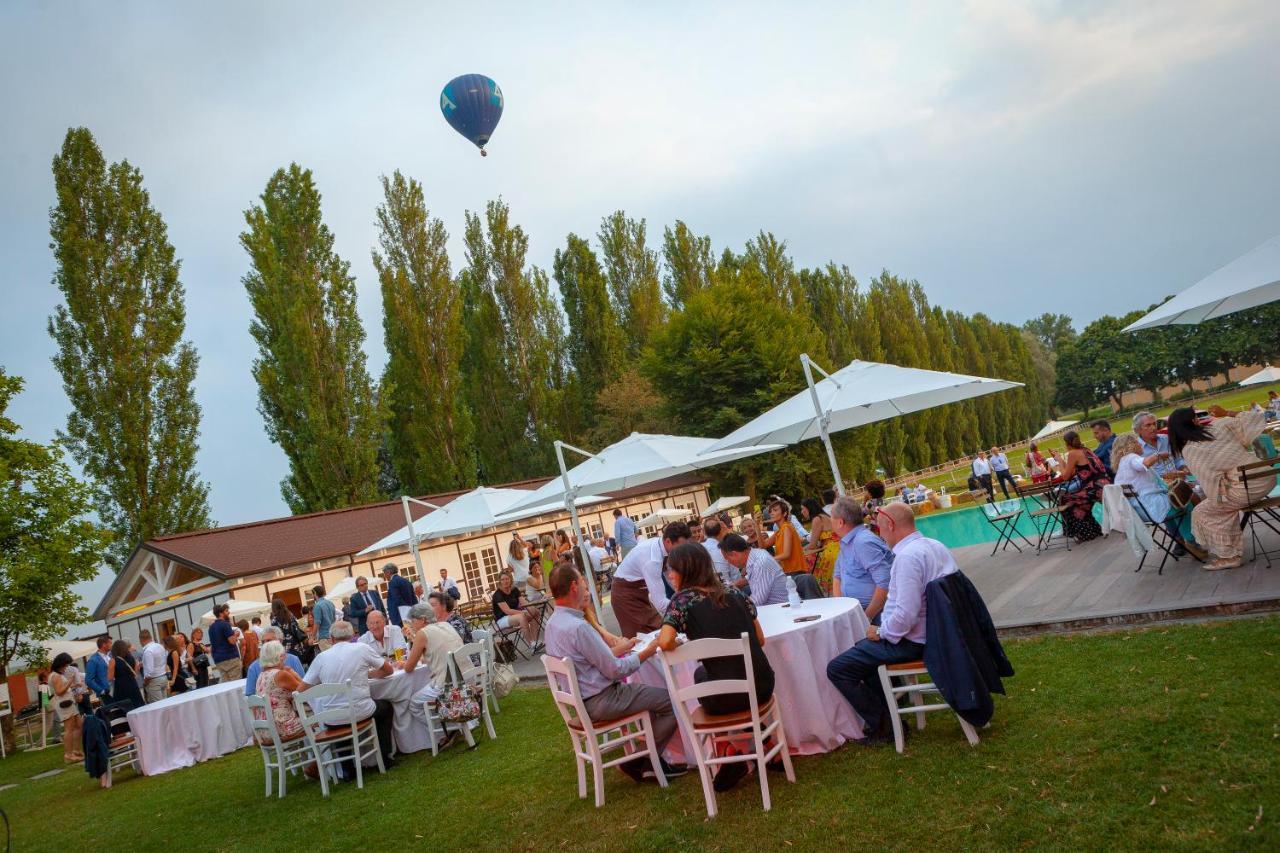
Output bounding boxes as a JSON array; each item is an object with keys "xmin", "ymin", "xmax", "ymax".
[{"xmin": 786, "ymin": 575, "xmax": 801, "ymax": 607}]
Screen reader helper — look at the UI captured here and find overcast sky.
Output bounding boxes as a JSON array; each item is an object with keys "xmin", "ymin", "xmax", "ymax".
[{"xmin": 3, "ymin": 0, "xmax": 1279, "ymax": 534}]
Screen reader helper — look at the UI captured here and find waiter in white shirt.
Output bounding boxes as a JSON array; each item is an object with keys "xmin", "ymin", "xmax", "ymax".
[{"xmin": 610, "ymin": 521, "xmax": 689, "ymax": 638}]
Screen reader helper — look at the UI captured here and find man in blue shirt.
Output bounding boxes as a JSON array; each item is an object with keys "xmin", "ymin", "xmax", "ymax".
[
  {"xmin": 1133, "ymin": 411, "xmax": 1187, "ymax": 478},
  {"xmin": 310, "ymin": 585, "xmax": 337, "ymax": 650},
  {"xmin": 85, "ymin": 634, "xmax": 114, "ymax": 698},
  {"xmin": 1090, "ymin": 420, "xmax": 1117, "ymax": 478},
  {"xmin": 830, "ymin": 498, "xmax": 892, "ymax": 623},
  {"xmin": 208, "ymin": 603, "xmax": 243, "ymax": 682},
  {"xmin": 244, "ymin": 626, "xmax": 305, "ymax": 696},
  {"xmin": 613, "ymin": 509, "xmax": 638, "ymax": 558}
]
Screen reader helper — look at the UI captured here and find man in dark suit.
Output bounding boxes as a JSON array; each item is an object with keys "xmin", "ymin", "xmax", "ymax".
[
  {"xmin": 347, "ymin": 575, "xmax": 385, "ymax": 634},
  {"xmin": 381, "ymin": 563, "xmax": 417, "ymax": 627}
]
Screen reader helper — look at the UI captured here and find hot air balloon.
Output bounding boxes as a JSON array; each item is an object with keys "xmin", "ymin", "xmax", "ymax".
[{"xmin": 440, "ymin": 74, "xmax": 503, "ymax": 156}]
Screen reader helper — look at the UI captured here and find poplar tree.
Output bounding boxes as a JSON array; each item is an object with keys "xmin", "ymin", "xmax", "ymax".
[
  {"xmin": 48, "ymin": 127, "xmax": 212, "ymax": 563},
  {"xmin": 598, "ymin": 212, "xmax": 665, "ymax": 358},
  {"xmin": 461, "ymin": 199, "xmax": 564, "ymax": 480},
  {"xmin": 553, "ymin": 233, "xmax": 624, "ymax": 433},
  {"xmin": 241, "ymin": 164, "xmax": 387, "ymax": 513},
  {"xmin": 374, "ymin": 171, "xmax": 475, "ymax": 493},
  {"xmin": 661, "ymin": 220, "xmax": 716, "ymax": 309}
]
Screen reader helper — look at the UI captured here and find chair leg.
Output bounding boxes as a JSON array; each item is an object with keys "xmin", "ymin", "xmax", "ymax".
[
  {"xmin": 354, "ymin": 739, "xmax": 365, "ymax": 790},
  {"xmin": 641, "ymin": 714, "xmax": 667, "ymax": 788},
  {"xmin": 590, "ymin": 741, "xmax": 606, "ymax": 808},
  {"xmin": 772, "ymin": 707, "xmax": 796, "ymax": 783},
  {"xmin": 483, "ymin": 706, "xmax": 496, "ymax": 741},
  {"xmin": 755, "ymin": 728, "xmax": 772, "ymax": 812},
  {"xmin": 697, "ymin": 733, "xmax": 718, "ymax": 818},
  {"xmin": 373, "ymin": 727, "xmax": 385, "ymax": 774},
  {"xmin": 877, "ymin": 666, "xmax": 907, "ymax": 753},
  {"xmin": 575, "ymin": 743, "xmax": 588, "ymax": 800},
  {"xmin": 958, "ymin": 715, "xmax": 981, "ymax": 746},
  {"xmin": 908, "ymin": 676, "xmax": 927, "ymax": 730},
  {"xmin": 459, "ymin": 719, "xmax": 477, "ymax": 749}
]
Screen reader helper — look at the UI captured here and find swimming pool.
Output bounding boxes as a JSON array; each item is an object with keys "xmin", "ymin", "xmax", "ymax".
[{"xmin": 916, "ymin": 500, "xmax": 1103, "ymax": 549}]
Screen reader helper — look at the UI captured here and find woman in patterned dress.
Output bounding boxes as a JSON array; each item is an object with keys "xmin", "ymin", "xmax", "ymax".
[{"xmin": 1055, "ymin": 430, "xmax": 1110, "ymax": 542}]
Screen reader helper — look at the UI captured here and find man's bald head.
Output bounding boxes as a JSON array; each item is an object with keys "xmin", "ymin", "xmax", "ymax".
[{"xmin": 877, "ymin": 502, "xmax": 916, "ymax": 547}]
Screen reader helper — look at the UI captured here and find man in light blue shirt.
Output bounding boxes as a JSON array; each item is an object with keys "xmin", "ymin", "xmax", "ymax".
[
  {"xmin": 830, "ymin": 497, "xmax": 892, "ymax": 623},
  {"xmin": 543, "ymin": 563, "xmax": 683, "ymax": 782},
  {"xmin": 244, "ymin": 627, "xmax": 305, "ymax": 696},
  {"xmin": 1134, "ymin": 411, "xmax": 1187, "ymax": 478},
  {"xmin": 311, "ymin": 585, "xmax": 337, "ymax": 650},
  {"xmin": 613, "ymin": 509, "xmax": 638, "ymax": 558}
]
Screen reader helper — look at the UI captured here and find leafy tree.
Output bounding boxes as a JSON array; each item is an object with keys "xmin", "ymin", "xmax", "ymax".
[
  {"xmin": 554, "ymin": 234, "xmax": 625, "ymax": 433},
  {"xmin": 597, "ymin": 212, "xmax": 665, "ymax": 358},
  {"xmin": 374, "ymin": 171, "xmax": 474, "ymax": 493},
  {"xmin": 582, "ymin": 368, "xmax": 667, "ymax": 449},
  {"xmin": 241, "ymin": 163, "xmax": 387, "ymax": 513},
  {"xmin": 660, "ymin": 220, "xmax": 715, "ymax": 309},
  {"xmin": 47, "ymin": 127, "xmax": 211, "ymax": 564},
  {"xmin": 742, "ymin": 231, "xmax": 803, "ymax": 307},
  {"xmin": 461, "ymin": 200, "xmax": 565, "ymax": 480},
  {"xmin": 0, "ymin": 370, "xmax": 112, "ymax": 750},
  {"xmin": 1022, "ymin": 313, "xmax": 1077, "ymax": 353},
  {"xmin": 1021, "ymin": 329, "xmax": 1058, "ymax": 416}
]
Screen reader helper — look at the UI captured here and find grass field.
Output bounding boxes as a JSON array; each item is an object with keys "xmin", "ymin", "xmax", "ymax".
[
  {"xmin": 1, "ymin": 616, "xmax": 1277, "ymax": 852},
  {"xmin": 898, "ymin": 382, "xmax": 1280, "ymax": 496}
]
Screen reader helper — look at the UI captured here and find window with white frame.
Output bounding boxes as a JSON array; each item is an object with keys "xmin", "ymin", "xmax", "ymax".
[{"xmin": 461, "ymin": 546, "xmax": 501, "ymax": 600}]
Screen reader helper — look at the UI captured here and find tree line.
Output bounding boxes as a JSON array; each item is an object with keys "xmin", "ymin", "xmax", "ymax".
[{"xmin": 43, "ymin": 128, "xmax": 1058, "ymax": 564}]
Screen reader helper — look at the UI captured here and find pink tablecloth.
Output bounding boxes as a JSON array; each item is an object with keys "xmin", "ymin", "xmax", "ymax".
[{"xmin": 631, "ymin": 596, "xmax": 869, "ymax": 756}]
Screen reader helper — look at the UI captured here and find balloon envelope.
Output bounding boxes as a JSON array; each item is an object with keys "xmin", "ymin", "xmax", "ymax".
[{"xmin": 440, "ymin": 74, "xmax": 503, "ymax": 152}]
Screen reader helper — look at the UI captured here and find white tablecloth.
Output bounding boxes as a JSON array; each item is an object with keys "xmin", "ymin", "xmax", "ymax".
[
  {"xmin": 127, "ymin": 665, "xmax": 442, "ymax": 776},
  {"xmin": 128, "ymin": 679, "xmax": 251, "ymax": 776},
  {"xmin": 632, "ymin": 596, "xmax": 869, "ymax": 756}
]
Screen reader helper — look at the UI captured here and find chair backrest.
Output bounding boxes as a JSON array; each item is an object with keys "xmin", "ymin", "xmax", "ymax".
[
  {"xmin": 95, "ymin": 701, "xmax": 133, "ymax": 740},
  {"xmin": 541, "ymin": 655, "xmax": 596, "ymax": 735},
  {"xmin": 1238, "ymin": 457, "xmax": 1280, "ymax": 497},
  {"xmin": 982, "ymin": 499, "xmax": 1020, "ymax": 519},
  {"xmin": 657, "ymin": 633, "xmax": 761, "ymax": 724},
  {"xmin": 450, "ymin": 641, "xmax": 490, "ymax": 687},
  {"xmin": 293, "ymin": 680, "xmax": 356, "ymax": 731},
  {"xmin": 243, "ymin": 693, "xmax": 283, "ymax": 747},
  {"xmin": 1116, "ymin": 484, "xmax": 1156, "ymax": 526}
]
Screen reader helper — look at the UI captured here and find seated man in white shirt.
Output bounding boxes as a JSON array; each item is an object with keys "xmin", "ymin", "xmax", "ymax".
[
  {"xmin": 587, "ymin": 538, "xmax": 609, "ymax": 576},
  {"xmin": 718, "ymin": 533, "xmax": 788, "ymax": 607},
  {"xmin": 301, "ymin": 620, "xmax": 396, "ymax": 772},
  {"xmin": 358, "ymin": 610, "xmax": 407, "ymax": 659},
  {"xmin": 436, "ymin": 568, "xmax": 461, "ymax": 600},
  {"xmin": 700, "ymin": 518, "xmax": 737, "ymax": 589},
  {"xmin": 826, "ymin": 503, "xmax": 957, "ymax": 746}
]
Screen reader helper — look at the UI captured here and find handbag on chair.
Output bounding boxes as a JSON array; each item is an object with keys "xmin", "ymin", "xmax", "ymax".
[{"xmin": 492, "ymin": 662, "xmax": 518, "ymax": 698}]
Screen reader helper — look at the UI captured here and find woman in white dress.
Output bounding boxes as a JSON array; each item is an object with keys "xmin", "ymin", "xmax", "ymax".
[
  {"xmin": 48, "ymin": 653, "xmax": 86, "ymax": 762},
  {"xmin": 505, "ymin": 537, "xmax": 531, "ymax": 593}
]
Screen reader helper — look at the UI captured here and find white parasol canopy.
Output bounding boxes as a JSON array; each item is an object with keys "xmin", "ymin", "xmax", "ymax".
[
  {"xmin": 199, "ymin": 599, "xmax": 272, "ymax": 627},
  {"xmin": 704, "ymin": 356, "xmax": 1021, "ymax": 494},
  {"xmin": 325, "ymin": 576, "xmax": 359, "ymax": 604},
  {"xmin": 635, "ymin": 507, "xmax": 691, "ymax": 528},
  {"xmin": 1031, "ymin": 420, "xmax": 1079, "ymax": 442},
  {"xmin": 1238, "ymin": 365, "xmax": 1280, "ymax": 387},
  {"xmin": 701, "ymin": 496, "xmax": 749, "ymax": 517},
  {"xmin": 357, "ymin": 487, "xmax": 607, "ymax": 556},
  {"xmin": 44, "ymin": 639, "xmax": 99, "ymax": 663},
  {"xmin": 1123, "ymin": 234, "xmax": 1280, "ymax": 331}
]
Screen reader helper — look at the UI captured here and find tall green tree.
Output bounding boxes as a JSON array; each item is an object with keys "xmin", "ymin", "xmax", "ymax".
[
  {"xmin": 48, "ymin": 127, "xmax": 211, "ymax": 563},
  {"xmin": 374, "ymin": 171, "xmax": 474, "ymax": 494},
  {"xmin": 461, "ymin": 199, "xmax": 564, "ymax": 480},
  {"xmin": 553, "ymin": 233, "xmax": 624, "ymax": 433},
  {"xmin": 241, "ymin": 163, "xmax": 387, "ymax": 513},
  {"xmin": 1022, "ymin": 312, "xmax": 1077, "ymax": 353},
  {"xmin": 0, "ymin": 369, "xmax": 112, "ymax": 750},
  {"xmin": 598, "ymin": 212, "xmax": 665, "ymax": 358},
  {"xmin": 661, "ymin": 220, "xmax": 715, "ymax": 309}
]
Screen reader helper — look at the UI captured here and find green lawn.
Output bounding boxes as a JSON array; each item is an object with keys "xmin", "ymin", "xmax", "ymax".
[
  {"xmin": 902, "ymin": 382, "xmax": 1280, "ymax": 495},
  {"xmin": 2, "ymin": 617, "xmax": 1277, "ymax": 851}
]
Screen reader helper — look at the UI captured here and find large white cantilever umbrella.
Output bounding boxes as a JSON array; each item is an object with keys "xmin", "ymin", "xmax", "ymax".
[
  {"xmin": 1124, "ymin": 234, "xmax": 1280, "ymax": 331},
  {"xmin": 504, "ymin": 433, "xmax": 784, "ymax": 610},
  {"xmin": 1238, "ymin": 365, "xmax": 1280, "ymax": 387},
  {"xmin": 704, "ymin": 355, "xmax": 1022, "ymax": 496},
  {"xmin": 357, "ymin": 487, "xmax": 606, "ymax": 584}
]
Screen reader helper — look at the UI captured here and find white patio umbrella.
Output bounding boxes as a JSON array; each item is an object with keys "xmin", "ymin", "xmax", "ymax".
[
  {"xmin": 356, "ymin": 487, "xmax": 607, "ymax": 584},
  {"xmin": 199, "ymin": 599, "xmax": 272, "ymax": 627},
  {"xmin": 635, "ymin": 507, "xmax": 690, "ymax": 528},
  {"xmin": 701, "ymin": 496, "xmax": 749, "ymax": 517},
  {"xmin": 704, "ymin": 355, "xmax": 1022, "ymax": 496},
  {"xmin": 325, "ymin": 576, "xmax": 359, "ymax": 605},
  {"xmin": 1031, "ymin": 420, "xmax": 1079, "ymax": 442},
  {"xmin": 1238, "ymin": 365, "xmax": 1280, "ymax": 387},
  {"xmin": 503, "ymin": 433, "xmax": 783, "ymax": 609},
  {"xmin": 1124, "ymin": 234, "xmax": 1280, "ymax": 331}
]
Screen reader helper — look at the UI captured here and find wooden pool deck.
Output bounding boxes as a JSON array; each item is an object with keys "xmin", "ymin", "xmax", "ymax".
[{"xmin": 954, "ymin": 525, "xmax": 1280, "ymax": 633}]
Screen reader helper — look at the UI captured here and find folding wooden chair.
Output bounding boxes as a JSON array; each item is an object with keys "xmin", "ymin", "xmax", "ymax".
[
  {"xmin": 243, "ymin": 693, "xmax": 321, "ymax": 798},
  {"xmin": 1237, "ymin": 459, "xmax": 1280, "ymax": 567},
  {"xmin": 1017, "ymin": 481, "xmax": 1071, "ymax": 555},
  {"xmin": 541, "ymin": 655, "xmax": 667, "ymax": 807},
  {"xmin": 1119, "ymin": 485, "xmax": 1182, "ymax": 575},
  {"xmin": 293, "ymin": 680, "xmax": 384, "ymax": 794},
  {"xmin": 877, "ymin": 661, "xmax": 980, "ymax": 754},
  {"xmin": 657, "ymin": 634, "xmax": 795, "ymax": 818}
]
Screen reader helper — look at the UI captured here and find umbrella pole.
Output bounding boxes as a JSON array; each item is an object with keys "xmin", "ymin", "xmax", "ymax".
[
  {"xmin": 556, "ymin": 441, "xmax": 602, "ymax": 612},
  {"xmin": 401, "ymin": 496, "xmax": 427, "ymax": 588},
  {"xmin": 802, "ymin": 354, "xmax": 846, "ymax": 496}
]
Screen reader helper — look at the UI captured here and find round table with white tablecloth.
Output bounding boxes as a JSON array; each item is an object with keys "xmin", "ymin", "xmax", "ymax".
[{"xmin": 631, "ymin": 596, "xmax": 870, "ymax": 756}]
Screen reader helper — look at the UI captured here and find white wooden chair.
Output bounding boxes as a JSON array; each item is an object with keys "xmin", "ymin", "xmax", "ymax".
[
  {"xmin": 471, "ymin": 628, "xmax": 500, "ymax": 714},
  {"xmin": 541, "ymin": 654, "xmax": 667, "ymax": 807},
  {"xmin": 242, "ymin": 693, "xmax": 320, "ymax": 798},
  {"xmin": 877, "ymin": 661, "xmax": 980, "ymax": 754},
  {"xmin": 657, "ymin": 633, "xmax": 794, "ymax": 818},
  {"xmin": 449, "ymin": 641, "xmax": 497, "ymax": 744},
  {"xmin": 293, "ymin": 680, "xmax": 384, "ymax": 794},
  {"xmin": 95, "ymin": 703, "xmax": 140, "ymax": 785}
]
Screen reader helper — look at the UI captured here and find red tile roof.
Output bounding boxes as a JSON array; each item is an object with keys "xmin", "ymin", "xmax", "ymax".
[{"xmin": 143, "ymin": 473, "xmax": 708, "ymax": 579}]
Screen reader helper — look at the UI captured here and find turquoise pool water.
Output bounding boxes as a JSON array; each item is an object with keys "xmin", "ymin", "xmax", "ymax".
[{"xmin": 916, "ymin": 500, "xmax": 1104, "ymax": 549}]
